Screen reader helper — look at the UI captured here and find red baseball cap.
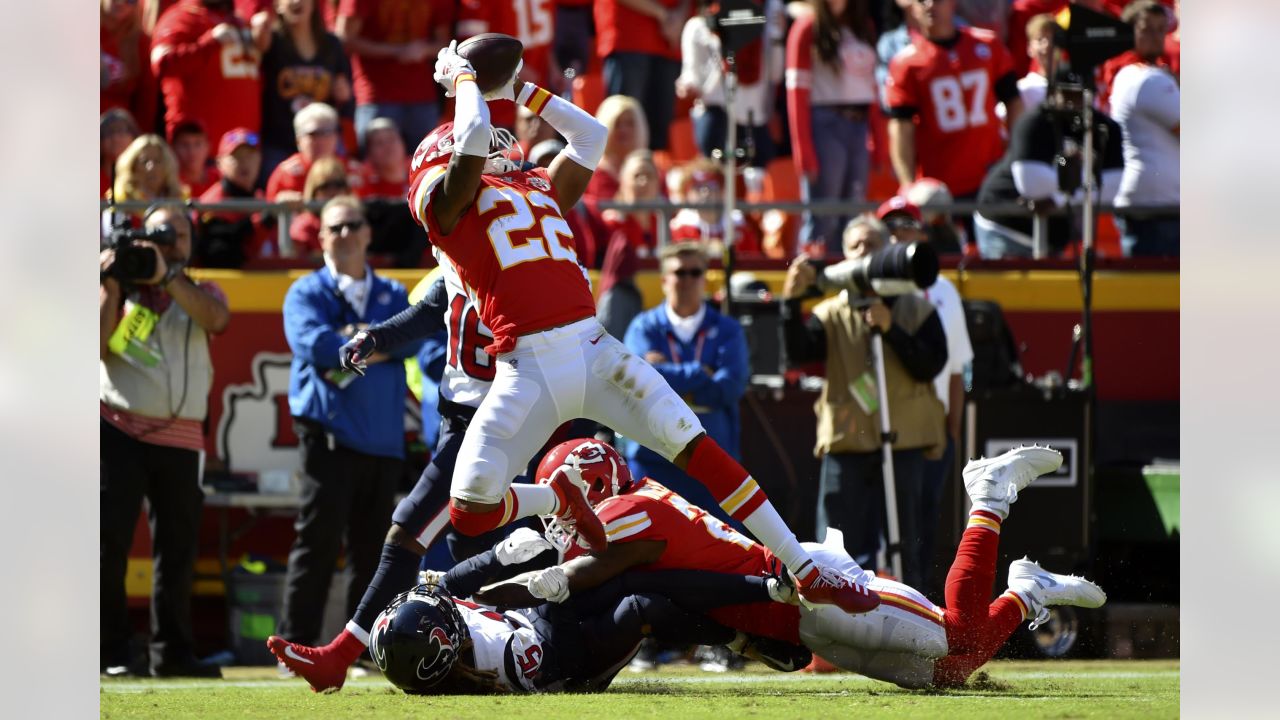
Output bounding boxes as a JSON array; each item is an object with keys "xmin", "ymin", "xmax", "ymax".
[
  {"xmin": 217, "ymin": 127, "xmax": 260, "ymax": 157},
  {"xmin": 876, "ymin": 195, "xmax": 923, "ymax": 223}
]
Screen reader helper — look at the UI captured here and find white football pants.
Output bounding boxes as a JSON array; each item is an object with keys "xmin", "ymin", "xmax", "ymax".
[{"xmin": 451, "ymin": 318, "xmax": 704, "ymax": 504}]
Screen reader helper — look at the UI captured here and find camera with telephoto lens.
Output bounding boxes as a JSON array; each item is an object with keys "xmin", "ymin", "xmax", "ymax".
[
  {"xmin": 104, "ymin": 220, "xmax": 177, "ymax": 283},
  {"xmin": 815, "ymin": 241, "xmax": 939, "ymax": 298}
]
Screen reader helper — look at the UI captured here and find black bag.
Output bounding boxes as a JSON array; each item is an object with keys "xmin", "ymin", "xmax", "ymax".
[{"xmin": 963, "ymin": 299, "xmax": 1023, "ymax": 390}]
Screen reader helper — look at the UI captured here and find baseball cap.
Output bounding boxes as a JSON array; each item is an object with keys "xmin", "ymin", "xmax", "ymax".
[
  {"xmin": 218, "ymin": 128, "xmax": 260, "ymax": 157},
  {"xmin": 876, "ymin": 195, "xmax": 922, "ymax": 224}
]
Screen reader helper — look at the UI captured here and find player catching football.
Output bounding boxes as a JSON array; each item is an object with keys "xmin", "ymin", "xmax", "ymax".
[{"xmin": 269, "ymin": 35, "xmax": 876, "ymax": 693}]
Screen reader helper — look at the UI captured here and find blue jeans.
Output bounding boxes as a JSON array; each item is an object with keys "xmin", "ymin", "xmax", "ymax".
[
  {"xmin": 355, "ymin": 102, "xmax": 440, "ymax": 156},
  {"xmin": 800, "ymin": 107, "xmax": 868, "ymax": 256},
  {"xmin": 1117, "ymin": 215, "xmax": 1179, "ymax": 257},
  {"xmin": 691, "ymin": 105, "xmax": 774, "ymax": 168},
  {"xmin": 816, "ymin": 448, "xmax": 927, "ymax": 589},
  {"xmin": 602, "ymin": 52, "xmax": 682, "ymax": 151}
]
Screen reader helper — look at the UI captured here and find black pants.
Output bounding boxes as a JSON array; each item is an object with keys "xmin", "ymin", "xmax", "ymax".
[
  {"xmin": 602, "ymin": 52, "xmax": 682, "ymax": 151},
  {"xmin": 278, "ymin": 421, "xmax": 401, "ymax": 645},
  {"xmin": 100, "ymin": 419, "xmax": 204, "ymax": 669},
  {"xmin": 817, "ymin": 448, "xmax": 928, "ymax": 589}
]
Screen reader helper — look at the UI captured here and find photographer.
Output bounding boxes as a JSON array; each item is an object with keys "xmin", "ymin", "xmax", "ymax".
[
  {"xmin": 973, "ymin": 74, "xmax": 1125, "ymax": 259},
  {"xmin": 100, "ymin": 204, "xmax": 230, "ymax": 678},
  {"xmin": 781, "ymin": 215, "xmax": 947, "ymax": 589}
]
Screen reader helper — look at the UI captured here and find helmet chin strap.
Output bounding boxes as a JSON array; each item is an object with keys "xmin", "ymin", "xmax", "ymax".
[{"xmin": 484, "ymin": 127, "xmax": 522, "ymax": 174}]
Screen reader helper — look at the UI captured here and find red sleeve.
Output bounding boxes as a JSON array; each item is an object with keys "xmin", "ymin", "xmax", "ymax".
[
  {"xmin": 884, "ymin": 50, "xmax": 917, "ymax": 111},
  {"xmin": 150, "ymin": 10, "xmax": 220, "ymax": 78},
  {"xmin": 336, "ymin": 0, "xmax": 359, "ymax": 20},
  {"xmin": 785, "ymin": 14, "xmax": 817, "ymax": 180},
  {"xmin": 265, "ymin": 164, "xmax": 289, "ymax": 200}
]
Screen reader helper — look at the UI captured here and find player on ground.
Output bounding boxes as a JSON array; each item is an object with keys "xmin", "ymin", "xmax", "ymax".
[
  {"xmin": 474, "ymin": 441, "xmax": 1106, "ymax": 689},
  {"xmin": 370, "ymin": 568, "xmax": 804, "ymax": 694}
]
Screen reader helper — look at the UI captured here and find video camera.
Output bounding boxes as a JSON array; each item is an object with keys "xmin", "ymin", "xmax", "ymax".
[
  {"xmin": 815, "ymin": 241, "xmax": 939, "ymax": 299},
  {"xmin": 103, "ymin": 219, "xmax": 177, "ymax": 283}
]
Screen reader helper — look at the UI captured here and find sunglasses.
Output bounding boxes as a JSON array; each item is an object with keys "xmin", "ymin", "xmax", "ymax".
[
  {"xmin": 325, "ymin": 219, "xmax": 366, "ymax": 234},
  {"xmin": 670, "ymin": 268, "xmax": 705, "ymax": 279},
  {"xmin": 305, "ymin": 127, "xmax": 338, "ymax": 138},
  {"xmin": 886, "ymin": 216, "xmax": 923, "ymax": 231}
]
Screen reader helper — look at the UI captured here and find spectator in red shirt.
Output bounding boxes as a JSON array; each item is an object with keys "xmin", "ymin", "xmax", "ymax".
[
  {"xmin": 669, "ymin": 158, "xmax": 763, "ymax": 256},
  {"xmin": 151, "ymin": 0, "xmax": 262, "ymax": 146},
  {"xmin": 266, "ymin": 102, "xmax": 364, "ymax": 200},
  {"xmin": 101, "ymin": 109, "xmax": 141, "ymax": 196},
  {"xmin": 594, "ymin": 0, "xmax": 688, "ymax": 151},
  {"xmin": 458, "ymin": 0, "xmax": 560, "ymax": 92},
  {"xmin": 598, "ymin": 149, "xmax": 664, "ymax": 340},
  {"xmin": 198, "ymin": 128, "xmax": 276, "ymax": 265},
  {"xmin": 289, "ymin": 157, "xmax": 352, "ymax": 257},
  {"xmin": 583, "ymin": 95, "xmax": 651, "ymax": 214},
  {"xmin": 335, "ymin": 0, "xmax": 454, "ymax": 152},
  {"xmin": 171, "ymin": 121, "xmax": 220, "ymax": 197},
  {"xmin": 358, "ymin": 117, "xmax": 408, "ymax": 199},
  {"xmin": 886, "ymin": 0, "xmax": 1021, "ymax": 204},
  {"xmin": 250, "ymin": 0, "xmax": 355, "ymax": 177},
  {"xmin": 102, "ymin": 0, "xmax": 158, "ymax": 133},
  {"xmin": 787, "ymin": 0, "xmax": 879, "ymax": 257}
]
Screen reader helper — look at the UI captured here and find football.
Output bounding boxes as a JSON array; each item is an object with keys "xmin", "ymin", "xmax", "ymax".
[{"xmin": 457, "ymin": 33, "xmax": 524, "ymax": 95}]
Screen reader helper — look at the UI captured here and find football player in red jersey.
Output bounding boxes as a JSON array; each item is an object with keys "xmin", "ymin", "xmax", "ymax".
[
  {"xmin": 400, "ymin": 41, "xmax": 877, "ymax": 620},
  {"xmin": 267, "ymin": 37, "xmax": 880, "ymax": 694},
  {"xmin": 885, "ymin": 0, "xmax": 1022, "ymax": 200},
  {"xmin": 475, "ymin": 440, "xmax": 1107, "ymax": 689}
]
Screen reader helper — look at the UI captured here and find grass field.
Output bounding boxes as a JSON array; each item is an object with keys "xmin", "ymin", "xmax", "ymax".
[{"xmin": 100, "ymin": 659, "xmax": 1179, "ymax": 719}]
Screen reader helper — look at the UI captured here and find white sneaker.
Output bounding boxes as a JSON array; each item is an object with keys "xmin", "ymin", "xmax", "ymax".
[
  {"xmin": 963, "ymin": 445, "xmax": 1062, "ymax": 517},
  {"xmin": 1007, "ymin": 557, "xmax": 1107, "ymax": 630}
]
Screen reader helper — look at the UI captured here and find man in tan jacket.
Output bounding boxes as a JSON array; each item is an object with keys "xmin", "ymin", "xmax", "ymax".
[{"xmin": 781, "ymin": 215, "xmax": 947, "ymax": 589}]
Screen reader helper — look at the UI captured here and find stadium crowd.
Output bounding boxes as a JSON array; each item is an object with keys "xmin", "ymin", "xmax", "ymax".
[
  {"xmin": 102, "ymin": 0, "xmax": 1180, "ymax": 265},
  {"xmin": 100, "ymin": 0, "xmax": 1176, "ymax": 681}
]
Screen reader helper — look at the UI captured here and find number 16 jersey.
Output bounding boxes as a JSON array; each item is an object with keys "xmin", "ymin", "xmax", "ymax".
[{"xmin": 409, "ymin": 163, "xmax": 596, "ymax": 356}]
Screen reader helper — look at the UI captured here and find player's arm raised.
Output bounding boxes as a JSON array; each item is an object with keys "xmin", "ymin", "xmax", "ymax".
[
  {"xmin": 510, "ymin": 78, "xmax": 608, "ymax": 213},
  {"xmin": 430, "ymin": 41, "xmax": 488, "ymax": 236}
]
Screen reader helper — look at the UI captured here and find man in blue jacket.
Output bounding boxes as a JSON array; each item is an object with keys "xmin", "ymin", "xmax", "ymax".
[
  {"xmin": 623, "ymin": 242, "xmax": 750, "ymax": 529},
  {"xmin": 279, "ymin": 196, "xmax": 423, "ymax": 647}
]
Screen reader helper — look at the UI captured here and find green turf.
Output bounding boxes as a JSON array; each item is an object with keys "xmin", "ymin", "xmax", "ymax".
[{"xmin": 100, "ymin": 659, "xmax": 1179, "ymax": 719}]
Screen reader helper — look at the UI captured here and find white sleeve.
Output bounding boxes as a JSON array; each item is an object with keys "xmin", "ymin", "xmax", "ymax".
[
  {"xmin": 517, "ymin": 85, "xmax": 607, "ymax": 170},
  {"xmin": 1011, "ymin": 159, "xmax": 1059, "ymax": 200},
  {"xmin": 678, "ymin": 18, "xmax": 705, "ymax": 89},
  {"xmin": 452, "ymin": 78, "xmax": 492, "ymax": 158},
  {"xmin": 1138, "ymin": 73, "xmax": 1180, "ymax": 131}
]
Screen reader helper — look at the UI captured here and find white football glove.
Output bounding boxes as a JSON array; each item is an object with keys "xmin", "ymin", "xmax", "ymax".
[
  {"xmin": 495, "ymin": 526, "xmax": 554, "ymax": 566},
  {"xmin": 528, "ymin": 566, "xmax": 570, "ymax": 603},
  {"xmin": 433, "ymin": 40, "xmax": 475, "ymax": 98},
  {"xmin": 417, "ymin": 569, "xmax": 446, "ymax": 592},
  {"xmin": 482, "ymin": 59, "xmax": 524, "ymax": 102}
]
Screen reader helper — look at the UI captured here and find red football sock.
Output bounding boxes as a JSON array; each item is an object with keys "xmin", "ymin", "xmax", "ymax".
[
  {"xmin": 933, "ymin": 594, "xmax": 1026, "ymax": 687},
  {"xmin": 328, "ymin": 628, "xmax": 367, "ymax": 665},
  {"xmin": 449, "ymin": 491, "xmax": 519, "ymax": 537},
  {"xmin": 685, "ymin": 438, "xmax": 767, "ymax": 522},
  {"xmin": 941, "ymin": 511, "xmax": 1003, "ymax": 654}
]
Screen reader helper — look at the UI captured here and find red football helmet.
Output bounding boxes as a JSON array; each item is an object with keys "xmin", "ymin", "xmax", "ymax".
[
  {"xmin": 536, "ymin": 439, "xmax": 634, "ymax": 507},
  {"xmin": 411, "ymin": 121, "xmax": 523, "ymax": 176}
]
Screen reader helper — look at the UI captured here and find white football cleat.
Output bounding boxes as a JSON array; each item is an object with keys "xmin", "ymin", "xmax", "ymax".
[
  {"xmin": 1007, "ymin": 556, "xmax": 1107, "ymax": 630},
  {"xmin": 962, "ymin": 445, "xmax": 1062, "ymax": 517}
]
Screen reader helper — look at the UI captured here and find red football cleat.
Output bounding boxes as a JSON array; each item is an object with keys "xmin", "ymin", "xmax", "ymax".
[
  {"xmin": 797, "ymin": 567, "xmax": 882, "ymax": 615},
  {"xmin": 266, "ymin": 633, "xmax": 360, "ymax": 692},
  {"xmin": 548, "ymin": 469, "xmax": 608, "ymax": 553}
]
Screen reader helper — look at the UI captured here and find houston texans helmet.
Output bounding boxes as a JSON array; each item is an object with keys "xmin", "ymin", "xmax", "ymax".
[
  {"xmin": 410, "ymin": 120, "xmax": 523, "ymax": 176},
  {"xmin": 369, "ymin": 585, "xmax": 468, "ymax": 694}
]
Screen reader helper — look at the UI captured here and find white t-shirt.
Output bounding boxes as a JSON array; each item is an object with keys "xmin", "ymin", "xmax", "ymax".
[
  {"xmin": 678, "ymin": 1, "xmax": 785, "ymax": 126},
  {"xmin": 1109, "ymin": 63, "xmax": 1180, "ymax": 206},
  {"xmin": 920, "ymin": 275, "xmax": 973, "ymax": 413}
]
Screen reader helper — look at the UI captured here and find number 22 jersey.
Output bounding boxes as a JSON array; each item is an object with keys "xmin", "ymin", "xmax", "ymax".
[{"xmin": 409, "ymin": 162, "xmax": 596, "ymax": 356}]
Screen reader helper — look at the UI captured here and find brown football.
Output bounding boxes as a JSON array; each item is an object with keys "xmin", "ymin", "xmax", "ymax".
[{"xmin": 457, "ymin": 33, "xmax": 524, "ymax": 94}]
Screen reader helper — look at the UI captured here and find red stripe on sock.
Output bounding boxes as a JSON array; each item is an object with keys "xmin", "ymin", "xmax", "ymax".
[{"xmin": 730, "ymin": 490, "xmax": 767, "ymax": 522}]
